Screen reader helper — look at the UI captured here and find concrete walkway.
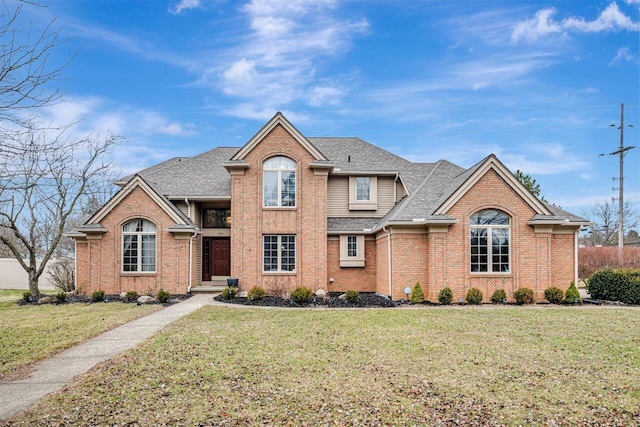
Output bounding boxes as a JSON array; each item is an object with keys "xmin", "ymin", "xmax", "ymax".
[{"xmin": 0, "ymin": 294, "xmax": 215, "ymax": 422}]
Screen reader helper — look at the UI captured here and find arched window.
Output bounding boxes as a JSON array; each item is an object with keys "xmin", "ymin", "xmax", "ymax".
[
  {"xmin": 263, "ymin": 156, "xmax": 296, "ymax": 207},
  {"xmin": 122, "ymin": 219, "xmax": 156, "ymax": 272},
  {"xmin": 470, "ymin": 209, "xmax": 510, "ymax": 273}
]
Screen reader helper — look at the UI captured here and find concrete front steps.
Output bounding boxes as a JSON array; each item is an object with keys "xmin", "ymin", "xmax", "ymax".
[{"xmin": 191, "ymin": 279, "xmax": 228, "ymax": 294}]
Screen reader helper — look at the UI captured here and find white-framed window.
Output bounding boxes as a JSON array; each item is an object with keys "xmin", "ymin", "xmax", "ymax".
[
  {"xmin": 263, "ymin": 235, "xmax": 296, "ymax": 272},
  {"xmin": 348, "ymin": 176, "xmax": 377, "ymax": 210},
  {"xmin": 263, "ymin": 156, "xmax": 296, "ymax": 207},
  {"xmin": 339, "ymin": 235, "xmax": 365, "ymax": 267},
  {"xmin": 356, "ymin": 177, "xmax": 370, "ymax": 201},
  {"xmin": 470, "ymin": 209, "xmax": 510, "ymax": 273},
  {"xmin": 122, "ymin": 219, "xmax": 156, "ymax": 273}
]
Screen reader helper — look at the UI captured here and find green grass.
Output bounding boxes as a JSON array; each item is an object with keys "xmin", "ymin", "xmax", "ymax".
[
  {"xmin": 6, "ymin": 305, "xmax": 640, "ymax": 426},
  {"xmin": 0, "ymin": 289, "xmax": 161, "ymax": 379}
]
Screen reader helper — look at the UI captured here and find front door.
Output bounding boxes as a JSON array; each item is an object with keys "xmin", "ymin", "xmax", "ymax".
[{"xmin": 202, "ymin": 237, "xmax": 230, "ymax": 281}]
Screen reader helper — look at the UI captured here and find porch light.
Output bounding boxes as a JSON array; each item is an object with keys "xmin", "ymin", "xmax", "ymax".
[{"xmin": 225, "ymin": 216, "xmax": 232, "ymax": 225}]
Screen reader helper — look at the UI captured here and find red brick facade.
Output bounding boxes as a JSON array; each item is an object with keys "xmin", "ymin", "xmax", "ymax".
[
  {"xmin": 73, "ymin": 115, "xmax": 581, "ymax": 302},
  {"xmin": 74, "ymin": 186, "xmax": 191, "ymax": 296}
]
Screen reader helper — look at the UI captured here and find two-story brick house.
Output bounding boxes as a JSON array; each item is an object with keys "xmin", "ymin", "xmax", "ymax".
[{"xmin": 70, "ymin": 113, "xmax": 588, "ymax": 302}]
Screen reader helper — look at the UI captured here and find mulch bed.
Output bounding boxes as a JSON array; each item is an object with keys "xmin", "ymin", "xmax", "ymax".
[
  {"xmin": 215, "ymin": 292, "xmax": 398, "ymax": 308},
  {"xmin": 16, "ymin": 293, "xmax": 191, "ymax": 306}
]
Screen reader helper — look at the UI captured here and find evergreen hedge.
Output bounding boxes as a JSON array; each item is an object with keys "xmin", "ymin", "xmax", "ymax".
[{"xmin": 587, "ymin": 268, "xmax": 640, "ymax": 305}]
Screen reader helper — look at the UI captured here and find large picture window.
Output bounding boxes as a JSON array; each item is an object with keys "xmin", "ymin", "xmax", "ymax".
[
  {"xmin": 122, "ymin": 219, "xmax": 156, "ymax": 272},
  {"xmin": 263, "ymin": 156, "xmax": 296, "ymax": 207},
  {"xmin": 470, "ymin": 209, "xmax": 510, "ymax": 273},
  {"xmin": 263, "ymin": 235, "xmax": 296, "ymax": 272}
]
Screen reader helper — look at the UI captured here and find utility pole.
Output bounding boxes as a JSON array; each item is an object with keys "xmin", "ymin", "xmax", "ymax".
[{"xmin": 602, "ymin": 103, "xmax": 636, "ymax": 261}]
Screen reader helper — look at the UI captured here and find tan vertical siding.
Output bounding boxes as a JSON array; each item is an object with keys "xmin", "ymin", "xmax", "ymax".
[{"xmin": 327, "ymin": 175, "xmax": 398, "ymax": 218}]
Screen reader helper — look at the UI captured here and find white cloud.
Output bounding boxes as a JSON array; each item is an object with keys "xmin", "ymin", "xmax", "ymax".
[
  {"xmin": 169, "ymin": 0, "xmax": 202, "ymax": 15},
  {"xmin": 209, "ymin": 0, "xmax": 368, "ymax": 117},
  {"xmin": 609, "ymin": 46, "xmax": 637, "ymax": 65},
  {"xmin": 512, "ymin": 2, "xmax": 640, "ymax": 43}
]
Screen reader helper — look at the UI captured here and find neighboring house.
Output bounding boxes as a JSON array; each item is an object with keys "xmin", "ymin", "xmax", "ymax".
[{"xmin": 69, "ymin": 113, "xmax": 589, "ymax": 302}]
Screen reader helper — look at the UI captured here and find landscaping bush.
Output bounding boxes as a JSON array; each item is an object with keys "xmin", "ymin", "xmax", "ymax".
[
  {"xmin": 91, "ymin": 290, "xmax": 105, "ymax": 302},
  {"xmin": 490, "ymin": 288, "xmax": 507, "ymax": 304},
  {"xmin": 544, "ymin": 287, "xmax": 564, "ymax": 304},
  {"xmin": 587, "ymin": 268, "xmax": 640, "ymax": 304},
  {"xmin": 465, "ymin": 287, "xmax": 483, "ymax": 305},
  {"xmin": 157, "ymin": 288, "xmax": 171, "ymax": 304},
  {"xmin": 22, "ymin": 290, "xmax": 32, "ymax": 303},
  {"xmin": 564, "ymin": 282, "xmax": 582, "ymax": 305},
  {"xmin": 410, "ymin": 282, "xmax": 425, "ymax": 304},
  {"xmin": 221, "ymin": 286, "xmax": 237, "ymax": 300},
  {"xmin": 437, "ymin": 287, "xmax": 453, "ymax": 305},
  {"xmin": 54, "ymin": 291, "xmax": 67, "ymax": 303},
  {"xmin": 344, "ymin": 290, "xmax": 360, "ymax": 303},
  {"xmin": 513, "ymin": 287, "xmax": 534, "ymax": 305},
  {"xmin": 247, "ymin": 285, "xmax": 266, "ymax": 301},
  {"xmin": 290, "ymin": 286, "xmax": 313, "ymax": 305},
  {"xmin": 125, "ymin": 291, "xmax": 139, "ymax": 302},
  {"xmin": 49, "ymin": 259, "xmax": 75, "ymax": 292}
]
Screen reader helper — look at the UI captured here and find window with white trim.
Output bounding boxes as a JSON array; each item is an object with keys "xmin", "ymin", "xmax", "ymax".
[
  {"xmin": 263, "ymin": 235, "xmax": 296, "ymax": 272},
  {"xmin": 348, "ymin": 176, "xmax": 377, "ymax": 210},
  {"xmin": 356, "ymin": 177, "xmax": 370, "ymax": 201},
  {"xmin": 263, "ymin": 156, "xmax": 296, "ymax": 207},
  {"xmin": 470, "ymin": 209, "xmax": 510, "ymax": 273},
  {"xmin": 339, "ymin": 235, "xmax": 365, "ymax": 267},
  {"xmin": 122, "ymin": 219, "xmax": 156, "ymax": 272}
]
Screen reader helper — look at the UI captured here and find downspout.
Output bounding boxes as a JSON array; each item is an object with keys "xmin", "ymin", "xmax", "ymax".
[
  {"xmin": 73, "ymin": 238, "xmax": 78, "ymax": 293},
  {"xmin": 574, "ymin": 229, "xmax": 579, "ymax": 287},
  {"xmin": 383, "ymin": 226, "xmax": 392, "ymax": 299}
]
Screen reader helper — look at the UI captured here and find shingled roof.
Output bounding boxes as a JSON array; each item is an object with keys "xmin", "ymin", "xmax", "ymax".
[{"xmin": 120, "ymin": 131, "xmax": 586, "ymax": 228}]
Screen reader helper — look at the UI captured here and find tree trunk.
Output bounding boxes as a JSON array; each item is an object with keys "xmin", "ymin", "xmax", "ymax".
[{"xmin": 28, "ymin": 268, "xmax": 40, "ymax": 299}]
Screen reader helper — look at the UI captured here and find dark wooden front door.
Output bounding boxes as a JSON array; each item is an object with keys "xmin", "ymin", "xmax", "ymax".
[{"xmin": 202, "ymin": 237, "xmax": 230, "ymax": 281}]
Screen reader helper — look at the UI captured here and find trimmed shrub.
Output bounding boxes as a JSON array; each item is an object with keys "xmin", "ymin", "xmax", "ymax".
[
  {"xmin": 125, "ymin": 291, "xmax": 139, "ymax": 302},
  {"xmin": 513, "ymin": 287, "xmax": 534, "ymax": 305},
  {"xmin": 344, "ymin": 290, "xmax": 360, "ymax": 303},
  {"xmin": 490, "ymin": 288, "xmax": 507, "ymax": 304},
  {"xmin": 290, "ymin": 286, "xmax": 313, "ymax": 305},
  {"xmin": 54, "ymin": 291, "xmax": 67, "ymax": 303},
  {"xmin": 564, "ymin": 282, "xmax": 582, "ymax": 305},
  {"xmin": 157, "ymin": 289, "xmax": 171, "ymax": 304},
  {"xmin": 22, "ymin": 290, "xmax": 32, "ymax": 303},
  {"xmin": 221, "ymin": 286, "xmax": 237, "ymax": 300},
  {"xmin": 587, "ymin": 268, "xmax": 640, "ymax": 305},
  {"xmin": 410, "ymin": 282, "xmax": 425, "ymax": 304},
  {"xmin": 465, "ymin": 287, "xmax": 483, "ymax": 305},
  {"xmin": 247, "ymin": 285, "xmax": 266, "ymax": 301},
  {"xmin": 544, "ymin": 286, "xmax": 564, "ymax": 304},
  {"xmin": 437, "ymin": 287, "xmax": 453, "ymax": 305},
  {"xmin": 91, "ymin": 290, "xmax": 105, "ymax": 302}
]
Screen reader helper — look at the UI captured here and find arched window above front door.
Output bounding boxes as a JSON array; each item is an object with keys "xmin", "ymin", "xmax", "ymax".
[{"xmin": 263, "ymin": 156, "xmax": 296, "ymax": 207}]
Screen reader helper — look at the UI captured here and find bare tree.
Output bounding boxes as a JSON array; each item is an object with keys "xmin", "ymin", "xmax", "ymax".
[
  {"xmin": 580, "ymin": 200, "xmax": 639, "ymax": 246},
  {"xmin": 0, "ymin": 126, "xmax": 119, "ymax": 297},
  {"xmin": 0, "ymin": 0, "xmax": 72, "ymax": 132}
]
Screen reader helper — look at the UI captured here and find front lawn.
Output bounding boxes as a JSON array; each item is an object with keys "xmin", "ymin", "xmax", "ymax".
[
  {"xmin": 6, "ymin": 305, "xmax": 640, "ymax": 425},
  {"xmin": 0, "ymin": 289, "xmax": 161, "ymax": 380}
]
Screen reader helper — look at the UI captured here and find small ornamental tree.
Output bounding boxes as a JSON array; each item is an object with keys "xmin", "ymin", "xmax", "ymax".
[
  {"xmin": 410, "ymin": 282, "xmax": 425, "ymax": 304},
  {"xmin": 564, "ymin": 282, "xmax": 582, "ymax": 305}
]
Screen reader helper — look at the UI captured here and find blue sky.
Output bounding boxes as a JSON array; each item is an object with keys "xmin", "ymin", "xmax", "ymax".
[{"xmin": 19, "ymin": 0, "xmax": 640, "ymax": 216}]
